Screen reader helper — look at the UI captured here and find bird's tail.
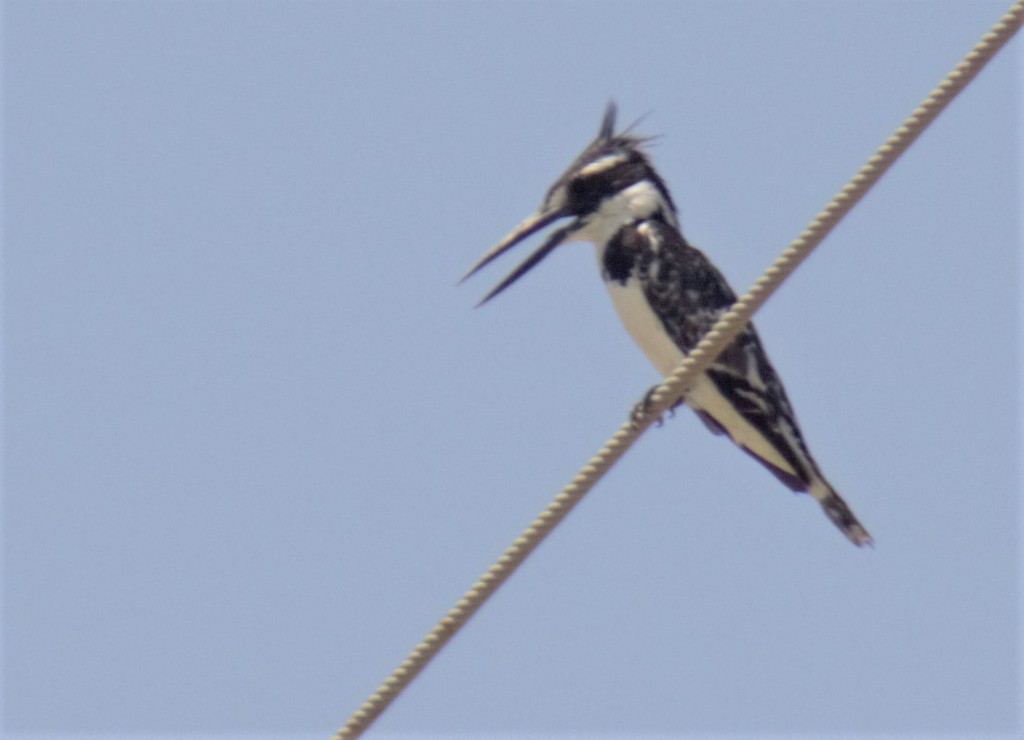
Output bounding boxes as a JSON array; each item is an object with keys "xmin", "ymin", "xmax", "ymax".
[{"xmin": 810, "ymin": 480, "xmax": 873, "ymax": 547}]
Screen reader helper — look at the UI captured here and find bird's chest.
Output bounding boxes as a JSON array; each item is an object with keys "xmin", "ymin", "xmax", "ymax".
[{"xmin": 596, "ymin": 245, "xmax": 685, "ymax": 378}]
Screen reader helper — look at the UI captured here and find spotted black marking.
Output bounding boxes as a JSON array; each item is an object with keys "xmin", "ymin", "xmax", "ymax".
[
  {"xmin": 639, "ymin": 220, "xmax": 737, "ymax": 351},
  {"xmin": 602, "ymin": 225, "xmax": 644, "ymax": 284},
  {"xmin": 706, "ymin": 364, "xmax": 811, "ymax": 490},
  {"xmin": 637, "ymin": 218, "xmax": 819, "ymax": 490}
]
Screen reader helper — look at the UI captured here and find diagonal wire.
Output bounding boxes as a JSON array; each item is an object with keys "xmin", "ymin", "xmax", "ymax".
[{"xmin": 333, "ymin": 2, "xmax": 1023, "ymax": 737}]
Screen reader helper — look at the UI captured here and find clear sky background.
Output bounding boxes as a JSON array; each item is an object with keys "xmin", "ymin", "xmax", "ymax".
[{"xmin": 2, "ymin": 1, "xmax": 1020, "ymax": 738}]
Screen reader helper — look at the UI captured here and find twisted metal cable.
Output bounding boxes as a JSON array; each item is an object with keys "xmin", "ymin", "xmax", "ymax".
[{"xmin": 334, "ymin": 3, "xmax": 1023, "ymax": 737}]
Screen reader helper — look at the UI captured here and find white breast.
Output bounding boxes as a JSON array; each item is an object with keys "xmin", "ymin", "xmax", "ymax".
[{"xmin": 603, "ymin": 276, "xmax": 685, "ymax": 377}]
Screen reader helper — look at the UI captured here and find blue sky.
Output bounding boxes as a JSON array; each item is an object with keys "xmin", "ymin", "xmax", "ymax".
[{"xmin": 3, "ymin": 1, "xmax": 1020, "ymax": 737}]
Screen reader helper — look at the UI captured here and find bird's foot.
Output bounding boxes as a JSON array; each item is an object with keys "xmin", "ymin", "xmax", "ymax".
[{"xmin": 630, "ymin": 385, "xmax": 684, "ymax": 429}]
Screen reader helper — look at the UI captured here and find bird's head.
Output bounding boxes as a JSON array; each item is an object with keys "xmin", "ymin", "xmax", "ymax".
[{"xmin": 461, "ymin": 102, "xmax": 677, "ymax": 305}]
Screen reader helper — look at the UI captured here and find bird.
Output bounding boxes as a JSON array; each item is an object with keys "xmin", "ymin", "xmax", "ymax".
[{"xmin": 461, "ymin": 102, "xmax": 872, "ymax": 547}]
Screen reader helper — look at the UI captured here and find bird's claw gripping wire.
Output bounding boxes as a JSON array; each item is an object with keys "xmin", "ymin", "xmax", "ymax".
[{"xmin": 631, "ymin": 385, "xmax": 684, "ymax": 429}]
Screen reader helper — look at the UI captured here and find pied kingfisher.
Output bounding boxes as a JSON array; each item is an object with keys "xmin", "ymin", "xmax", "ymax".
[{"xmin": 462, "ymin": 102, "xmax": 872, "ymax": 548}]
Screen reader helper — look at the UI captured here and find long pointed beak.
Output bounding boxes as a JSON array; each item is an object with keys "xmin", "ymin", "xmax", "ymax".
[{"xmin": 461, "ymin": 208, "xmax": 578, "ymax": 306}]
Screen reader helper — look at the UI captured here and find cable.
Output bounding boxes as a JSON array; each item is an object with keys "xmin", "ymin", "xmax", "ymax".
[{"xmin": 333, "ymin": 2, "xmax": 1023, "ymax": 736}]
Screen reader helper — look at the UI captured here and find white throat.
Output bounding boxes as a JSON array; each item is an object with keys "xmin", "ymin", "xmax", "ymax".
[{"xmin": 570, "ymin": 180, "xmax": 678, "ymax": 246}]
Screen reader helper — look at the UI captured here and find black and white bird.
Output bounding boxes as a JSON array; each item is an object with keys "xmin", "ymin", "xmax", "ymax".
[{"xmin": 462, "ymin": 103, "xmax": 871, "ymax": 547}]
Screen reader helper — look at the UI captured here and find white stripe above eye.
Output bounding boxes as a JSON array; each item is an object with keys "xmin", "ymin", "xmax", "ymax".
[{"xmin": 579, "ymin": 153, "xmax": 628, "ymax": 176}]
